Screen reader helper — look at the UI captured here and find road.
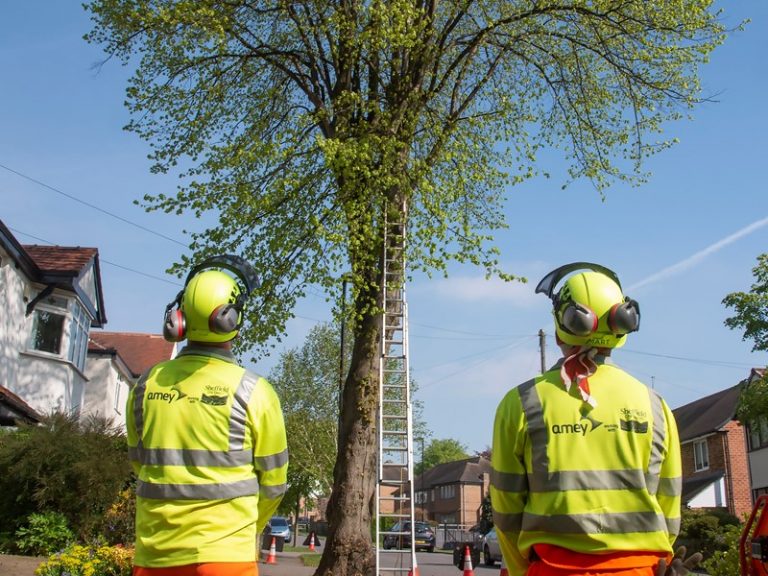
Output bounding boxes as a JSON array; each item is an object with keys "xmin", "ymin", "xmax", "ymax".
[{"xmin": 261, "ymin": 550, "xmax": 502, "ymax": 576}]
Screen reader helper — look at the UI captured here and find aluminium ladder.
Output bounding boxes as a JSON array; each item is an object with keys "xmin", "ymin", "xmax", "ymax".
[{"xmin": 375, "ymin": 206, "xmax": 418, "ymax": 576}]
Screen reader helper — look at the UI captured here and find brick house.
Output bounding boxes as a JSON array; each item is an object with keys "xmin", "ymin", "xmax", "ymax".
[
  {"xmin": 414, "ymin": 455, "xmax": 491, "ymax": 527},
  {"xmin": 673, "ymin": 382, "xmax": 753, "ymax": 519},
  {"xmin": 740, "ymin": 368, "xmax": 768, "ymax": 502}
]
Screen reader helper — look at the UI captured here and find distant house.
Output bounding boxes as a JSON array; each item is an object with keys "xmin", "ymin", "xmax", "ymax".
[
  {"xmin": 739, "ymin": 368, "xmax": 768, "ymax": 502},
  {"xmin": 415, "ymin": 455, "xmax": 491, "ymax": 526},
  {"xmin": 673, "ymin": 382, "xmax": 753, "ymax": 519},
  {"xmin": 86, "ymin": 331, "xmax": 176, "ymax": 429},
  {"xmin": 0, "ymin": 219, "xmax": 107, "ymax": 419}
]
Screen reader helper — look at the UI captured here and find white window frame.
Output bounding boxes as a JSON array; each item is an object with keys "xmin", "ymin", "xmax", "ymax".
[
  {"xmin": 28, "ymin": 292, "xmax": 92, "ymax": 372},
  {"xmin": 693, "ymin": 438, "xmax": 710, "ymax": 472},
  {"xmin": 28, "ymin": 294, "xmax": 69, "ymax": 357},
  {"xmin": 114, "ymin": 374, "xmax": 124, "ymax": 415}
]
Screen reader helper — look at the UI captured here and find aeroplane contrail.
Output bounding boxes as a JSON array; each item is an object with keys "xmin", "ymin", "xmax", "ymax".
[{"xmin": 627, "ymin": 215, "xmax": 768, "ymax": 292}]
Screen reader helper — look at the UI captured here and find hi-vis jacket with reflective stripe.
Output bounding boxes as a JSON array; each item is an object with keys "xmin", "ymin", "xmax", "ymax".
[
  {"xmin": 490, "ymin": 358, "xmax": 681, "ymax": 576},
  {"xmin": 126, "ymin": 345, "xmax": 288, "ymax": 568}
]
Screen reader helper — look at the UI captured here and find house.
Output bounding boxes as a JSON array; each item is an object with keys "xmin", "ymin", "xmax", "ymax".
[
  {"xmin": 415, "ymin": 455, "xmax": 491, "ymax": 527},
  {"xmin": 86, "ymin": 331, "xmax": 176, "ymax": 429},
  {"xmin": 673, "ymin": 382, "xmax": 753, "ymax": 519},
  {"xmin": 0, "ymin": 219, "xmax": 106, "ymax": 419},
  {"xmin": 0, "ymin": 384, "xmax": 41, "ymax": 426},
  {"xmin": 740, "ymin": 368, "xmax": 768, "ymax": 502}
]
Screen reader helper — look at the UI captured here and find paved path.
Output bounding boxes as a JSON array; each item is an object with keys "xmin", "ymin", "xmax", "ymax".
[{"xmin": 260, "ymin": 551, "xmax": 316, "ymax": 575}]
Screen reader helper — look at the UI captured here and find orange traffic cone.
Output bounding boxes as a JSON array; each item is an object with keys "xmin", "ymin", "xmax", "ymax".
[
  {"xmin": 265, "ymin": 536, "xmax": 278, "ymax": 564},
  {"xmin": 499, "ymin": 556, "xmax": 509, "ymax": 576},
  {"xmin": 407, "ymin": 565, "xmax": 420, "ymax": 576},
  {"xmin": 309, "ymin": 531, "xmax": 316, "ymax": 551},
  {"xmin": 462, "ymin": 544, "xmax": 475, "ymax": 576}
]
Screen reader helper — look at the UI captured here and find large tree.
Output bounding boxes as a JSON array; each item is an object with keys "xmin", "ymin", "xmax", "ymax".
[
  {"xmin": 85, "ymin": 2, "xmax": 728, "ymax": 573},
  {"xmin": 722, "ymin": 253, "xmax": 768, "ymax": 424}
]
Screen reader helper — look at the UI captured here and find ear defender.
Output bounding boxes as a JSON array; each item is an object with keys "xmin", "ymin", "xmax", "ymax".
[
  {"xmin": 161, "ymin": 255, "xmax": 259, "ymax": 343},
  {"xmin": 536, "ymin": 262, "xmax": 641, "ymax": 344},
  {"xmin": 208, "ymin": 301, "xmax": 243, "ymax": 334},
  {"xmin": 559, "ymin": 302, "xmax": 599, "ymax": 336},
  {"xmin": 162, "ymin": 291, "xmax": 186, "ymax": 342},
  {"xmin": 608, "ymin": 298, "xmax": 641, "ymax": 335}
]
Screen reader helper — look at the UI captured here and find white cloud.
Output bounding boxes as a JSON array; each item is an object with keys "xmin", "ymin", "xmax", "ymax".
[{"xmin": 418, "ymin": 275, "xmax": 538, "ymax": 305}]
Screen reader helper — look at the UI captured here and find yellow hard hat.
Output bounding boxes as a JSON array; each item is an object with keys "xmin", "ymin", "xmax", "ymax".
[{"xmin": 536, "ymin": 263, "xmax": 640, "ymax": 348}]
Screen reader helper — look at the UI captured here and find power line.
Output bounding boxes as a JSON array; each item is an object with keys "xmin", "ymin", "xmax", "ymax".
[
  {"xmin": 10, "ymin": 226, "xmax": 182, "ymax": 287},
  {"xmin": 0, "ymin": 162, "xmax": 187, "ymax": 247}
]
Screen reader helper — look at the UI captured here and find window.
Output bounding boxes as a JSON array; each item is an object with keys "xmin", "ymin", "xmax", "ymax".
[
  {"xmin": 693, "ymin": 439, "xmax": 709, "ymax": 472},
  {"xmin": 749, "ymin": 416, "xmax": 768, "ymax": 451},
  {"xmin": 28, "ymin": 293, "xmax": 92, "ymax": 372},
  {"xmin": 438, "ymin": 484, "xmax": 456, "ymax": 500},
  {"xmin": 67, "ymin": 301, "xmax": 90, "ymax": 371},
  {"xmin": 30, "ymin": 309, "xmax": 66, "ymax": 354},
  {"xmin": 114, "ymin": 374, "xmax": 124, "ymax": 414}
]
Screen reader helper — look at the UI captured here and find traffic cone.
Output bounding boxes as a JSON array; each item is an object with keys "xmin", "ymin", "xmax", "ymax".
[
  {"xmin": 462, "ymin": 544, "xmax": 474, "ymax": 576},
  {"xmin": 407, "ymin": 565, "xmax": 420, "ymax": 576},
  {"xmin": 499, "ymin": 556, "xmax": 509, "ymax": 576},
  {"xmin": 265, "ymin": 536, "xmax": 278, "ymax": 564},
  {"xmin": 308, "ymin": 531, "xmax": 316, "ymax": 551}
]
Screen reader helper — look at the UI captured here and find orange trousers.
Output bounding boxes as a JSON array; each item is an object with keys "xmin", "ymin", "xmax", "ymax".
[
  {"xmin": 527, "ymin": 544, "xmax": 669, "ymax": 576},
  {"xmin": 133, "ymin": 563, "xmax": 258, "ymax": 576}
]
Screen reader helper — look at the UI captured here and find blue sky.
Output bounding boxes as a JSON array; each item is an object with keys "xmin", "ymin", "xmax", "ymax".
[{"xmin": 2, "ymin": 2, "xmax": 767, "ymax": 453}]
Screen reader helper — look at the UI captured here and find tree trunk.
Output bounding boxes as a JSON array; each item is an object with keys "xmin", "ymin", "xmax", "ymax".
[{"xmin": 314, "ymin": 310, "xmax": 380, "ymax": 576}]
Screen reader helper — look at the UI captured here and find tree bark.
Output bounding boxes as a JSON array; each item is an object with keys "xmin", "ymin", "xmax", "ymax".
[{"xmin": 314, "ymin": 310, "xmax": 380, "ymax": 576}]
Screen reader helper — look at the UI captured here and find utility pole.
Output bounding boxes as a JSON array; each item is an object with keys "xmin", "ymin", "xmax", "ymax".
[{"xmin": 538, "ymin": 329, "xmax": 546, "ymax": 372}]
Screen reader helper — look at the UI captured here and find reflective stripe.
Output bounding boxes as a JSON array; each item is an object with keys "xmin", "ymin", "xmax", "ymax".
[
  {"xmin": 137, "ymin": 477, "xmax": 260, "ymax": 500},
  {"xmin": 519, "ymin": 377, "xmax": 669, "ymax": 496},
  {"xmin": 130, "ymin": 357, "xmax": 268, "ymax": 501},
  {"xmin": 522, "ymin": 511, "xmax": 668, "ymax": 534},
  {"xmin": 255, "ymin": 449, "xmax": 289, "ymax": 471},
  {"xmin": 666, "ymin": 516, "xmax": 681, "ymax": 534},
  {"xmin": 491, "ymin": 468, "xmax": 527, "ymax": 493},
  {"xmin": 133, "ymin": 373, "xmax": 149, "ymax": 456},
  {"xmin": 529, "ymin": 469, "xmax": 650, "ymax": 492},
  {"xmin": 129, "ymin": 447, "xmax": 253, "ymax": 467},
  {"xmin": 647, "ymin": 390, "xmax": 666, "ymax": 494},
  {"xmin": 518, "ymin": 379, "xmax": 548, "ymax": 475},
  {"xmin": 260, "ymin": 483, "xmax": 288, "ymax": 499},
  {"xmin": 658, "ymin": 476, "xmax": 682, "ymax": 497},
  {"xmin": 230, "ymin": 372, "xmax": 258, "ymax": 450},
  {"xmin": 494, "ymin": 511, "xmax": 524, "ymax": 532}
]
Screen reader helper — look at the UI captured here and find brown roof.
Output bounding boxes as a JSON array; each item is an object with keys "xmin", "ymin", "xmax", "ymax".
[
  {"xmin": 23, "ymin": 245, "xmax": 98, "ymax": 275},
  {"xmin": 89, "ymin": 332, "xmax": 174, "ymax": 378},
  {"xmin": 0, "ymin": 385, "xmax": 41, "ymax": 426}
]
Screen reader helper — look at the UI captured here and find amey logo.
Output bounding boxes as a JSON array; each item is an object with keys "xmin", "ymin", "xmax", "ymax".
[
  {"xmin": 551, "ymin": 414, "xmax": 603, "ymax": 436},
  {"xmin": 146, "ymin": 387, "xmax": 188, "ymax": 404}
]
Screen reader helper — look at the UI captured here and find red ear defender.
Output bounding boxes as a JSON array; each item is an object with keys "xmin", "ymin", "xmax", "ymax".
[
  {"xmin": 607, "ymin": 298, "xmax": 641, "ymax": 335},
  {"xmin": 163, "ymin": 308, "xmax": 186, "ymax": 342},
  {"xmin": 559, "ymin": 302, "xmax": 599, "ymax": 336}
]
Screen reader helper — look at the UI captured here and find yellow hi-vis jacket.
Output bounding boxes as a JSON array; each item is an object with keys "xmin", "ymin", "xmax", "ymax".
[
  {"xmin": 490, "ymin": 357, "xmax": 681, "ymax": 576},
  {"xmin": 126, "ymin": 345, "xmax": 288, "ymax": 568}
]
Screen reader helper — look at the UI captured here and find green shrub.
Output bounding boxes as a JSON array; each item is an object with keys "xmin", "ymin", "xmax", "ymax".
[
  {"xmin": 34, "ymin": 543, "xmax": 133, "ymax": 576},
  {"xmin": 700, "ymin": 523, "xmax": 742, "ymax": 576},
  {"xmin": 0, "ymin": 411, "xmax": 132, "ymax": 540},
  {"xmin": 15, "ymin": 512, "xmax": 75, "ymax": 557},
  {"xmin": 677, "ymin": 507, "xmax": 740, "ymax": 561}
]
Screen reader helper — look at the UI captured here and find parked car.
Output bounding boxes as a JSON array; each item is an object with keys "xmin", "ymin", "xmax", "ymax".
[
  {"xmin": 383, "ymin": 521, "xmax": 436, "ymax": 552},
  {"xmin": 481, "ymin": 527, "xmax": 503, "ymax": 566},
  {"xmin": 266, "ymin": 516, "xmax": 292, "ymax": 544}
]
